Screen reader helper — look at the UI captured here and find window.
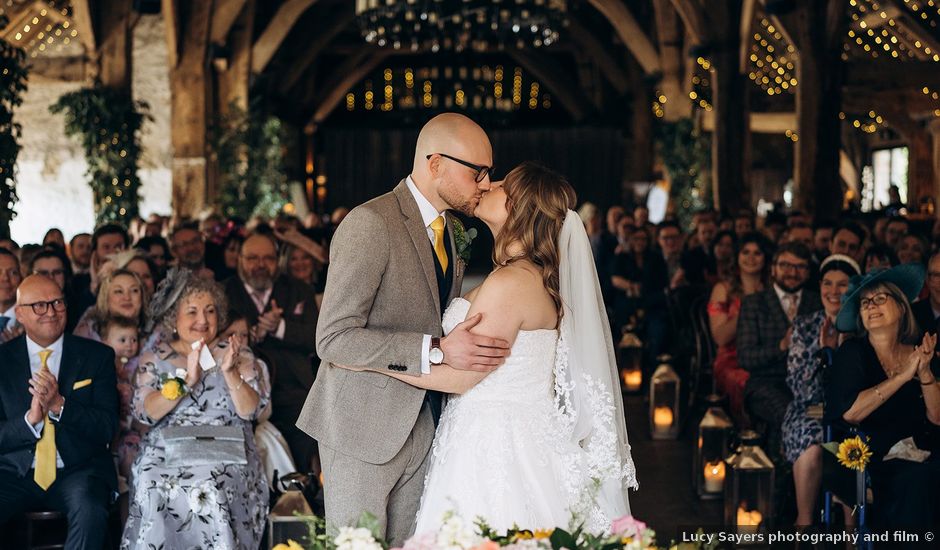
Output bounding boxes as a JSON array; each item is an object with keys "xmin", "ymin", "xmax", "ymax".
[{"xmin": 861, "ymin": 147, "xmax": 907, "ymax": 212}]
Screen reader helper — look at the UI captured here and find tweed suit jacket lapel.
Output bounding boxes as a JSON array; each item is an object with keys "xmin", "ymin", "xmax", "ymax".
[{"xmin": 393, "ymin": 180, "xmax": 442, "ymax": 317}]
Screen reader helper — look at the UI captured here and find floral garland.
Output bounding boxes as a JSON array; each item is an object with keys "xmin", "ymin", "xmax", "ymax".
[
  {"xmin": 0, "ymin": 15, "xmax": 28, "ymax": 238},
  {"xmin": 49, "ymin": 85, "xmax": 150, "ymax": 225}
]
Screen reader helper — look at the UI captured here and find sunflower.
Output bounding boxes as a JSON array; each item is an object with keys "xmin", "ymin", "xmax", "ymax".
[{"xmin": 836, "ymin": 436, "xmax": 872, "ymax": 471}]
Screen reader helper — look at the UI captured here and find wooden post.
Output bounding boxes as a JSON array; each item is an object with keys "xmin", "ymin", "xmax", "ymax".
[
  {"xmin": 782, "ymin": 0, "xmax": 848, "ymax": 221},
  {"xmin": 215, "ymin": 0, "xmax": 253, "ymax": 117},
  {"xmin": 709, "ymin": 0, "xmax": 749, "ymax": 214},
  {"xmin": 96, "ymin": 0, "xmax": 133, "ymax": 90},
  {"xmin": 167, "ymin": 0, "xmax": 212, "ymax": 219},
  {"xmin": 930, "ymin": 120, "xmax": 940, "ymax": 218},
  {"xmin": 908, "ymin": 129, "xmax": 933, "ymax": 211}
]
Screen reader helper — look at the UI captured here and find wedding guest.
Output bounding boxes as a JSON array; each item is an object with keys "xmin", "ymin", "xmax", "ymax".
[
  {"xmin": 224, "ymin": 233, "xmax": 320, "ymax": 472},
  {"xmin": 42, "ymin": 228, "xmax": 66, "ymax": 249},
  {"xmin": 0, "ymin": 238, "xmax": 19, "ymax": 255},
  {"xmin": 734, "ymin": 211, "xmax": 755, "ymax": 239},
  {"xmin": 812, "ymin": 221, "xmax": 834, "ymax": 263},
  {"xmin": 135, "ymin": 236, "xmax": 171, "ymax": 281},
  {"xmin": 884, "ymin": 217, "xmax": 909, "ymax": 249},
  {"xmin": 67, "ymin": 233, "xmax": 92, "ymax": 274},
  {"xmin": 711, "ymin": 230, "xmax": 737, "ymax": 282},
  {"xmin": 74, "ymin": 269, "xmax": 146, "ymax": 342},
  {"xmin": 913, "ymin": 251, "xmax": 940, "ymax": 335},
  {"xmin": 680, "ymin": 210, "xmax": 718, "ymax": 286},
  {"xmin": 169, "ymin": 224, "xmax": 214, "ymax": 280},
  {"xmin": 863, "ymin": 244, "xmax": 898, "ymax": 273},
  {"xmin": 781, "ymin": 254, "xmax": 860, "ymax": 526},
  {"xmin": 783, "ymin": 222, "xmax": 814, "ymax": 250},
  {"xmin": 896, "ymin": 232, "xmax": 929, "ymax": 266},
  {"xmin": 121, "ymin": 252, "xmax": 157, "ymax": 297},
  {"xmin": 708, "ymin": 232, "xmax": 772, "ymax": 424},
  {"xmin": 826, "ymin": 264, "xmax": 940, "ymax": 527},
  {"xmin": 738, "ymin": 242, "xmax": 822, "ymax": 461},
  {"xmin": 0, "ymin": 248, "xmax": 24, "ymax": 343},
  {"xmin": 122, "ymin": 270, "xmax": 269, "ymax": 549},
  {"xmin": 0, "ymin": 275, "xmax": 118, "ymax": 550},
  {"xmin": 71, "ymin": 224, "xmax": 130, "ymax": 321},
  {"xmin": 100, "ymin": 315, "xmax": 144, "ymax": 482},
  {"xmin": 28, "ymin": 248, "xmax": 78, "ymax": 332},
  {"xmin": 829, "ymin": 221, "xmax": 866, "ymax": 263},
  {"xmin": 656, "ymin": 220, "xmax": 684, "ymax": 285}
]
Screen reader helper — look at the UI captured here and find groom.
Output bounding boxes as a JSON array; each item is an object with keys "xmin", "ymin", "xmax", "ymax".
[{"xmin": 297, "ymin": 113, "xmax": 512, "ymax": 544}]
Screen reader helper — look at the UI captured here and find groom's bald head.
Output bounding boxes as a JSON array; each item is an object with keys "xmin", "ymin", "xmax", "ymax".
[{"xmin": 412, "ymin": 114, "xmax": 491, "ymax": 176}]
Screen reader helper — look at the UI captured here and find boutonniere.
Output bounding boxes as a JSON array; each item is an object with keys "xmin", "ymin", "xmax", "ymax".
[{"xmin": 452, "ymin": 217, "xmax": 477, "ymax": 263}]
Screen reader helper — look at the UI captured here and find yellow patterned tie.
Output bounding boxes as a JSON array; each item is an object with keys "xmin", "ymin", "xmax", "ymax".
[
  {"xmin": 34, "ymin": 349, "xmax": 56, "ymax": 490},
  {"xmin": 430, "ymin": 216, "xmax": 448, "ymax": 273}
]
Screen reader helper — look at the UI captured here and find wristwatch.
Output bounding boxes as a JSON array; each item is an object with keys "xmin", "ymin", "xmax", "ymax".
[{"xmin": 429, "ymin": 337, "xmax": 444, "ymax": 365}]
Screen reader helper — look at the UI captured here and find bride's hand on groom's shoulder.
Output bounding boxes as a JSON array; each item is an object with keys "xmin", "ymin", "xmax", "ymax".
[{"xmin": 441, "ymin": 313, "xmax": 511, "ymax": 372}]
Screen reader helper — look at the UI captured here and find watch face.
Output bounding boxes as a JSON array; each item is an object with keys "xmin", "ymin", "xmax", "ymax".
[{"xmin": 429, "ymin": 347, "xmax": 444, "ymax": 365}]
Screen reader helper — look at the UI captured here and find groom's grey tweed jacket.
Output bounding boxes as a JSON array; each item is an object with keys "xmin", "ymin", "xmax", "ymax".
[{"xmin": 297, "ymin": 179, "xmax": 464, "ymax": 465}]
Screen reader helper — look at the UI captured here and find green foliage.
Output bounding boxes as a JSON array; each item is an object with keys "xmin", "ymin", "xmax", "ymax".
[
  {"xmin": 655, "ymin": 117, "xmax": 711, "ymax": 230},
  {"xmin": 50, "ymin": 85, "xmax": 150, "ymax": 225},
  {"xmin": 210, "ymin": 101, "xmax": 292, "ymax": 220},
  {"xmin": 0, "ymin": 14, "xmax": 28, "ymax": 238}
]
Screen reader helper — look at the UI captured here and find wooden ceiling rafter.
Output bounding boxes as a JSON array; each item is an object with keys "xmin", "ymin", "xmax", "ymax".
[
  {"xmin": 251, "ymin": 0, "xmax": 319, "ymax": 74},
  {"xmin": 507, "ymin": 48, "xmax": 592, "ymax": 122},
  {"xmin": 304, "ymin": 46, "xmax": 390, "ymax": 133},
  {"xmin": 279, "ymin": 7, "xmax": 355, "ymax": 94},
  {"xmin": 70, "ymin": 0, "xmax": 96, "ymax": 52},
  {"xmin": 587, "ymin": 0, "xmax": 661, "ymax": 74},
  {"xmin": 211, "ymin": 0, "xmax": 248, "ymax": 46},
  {"xmin": 565, "ymin": 17, "xmax": 630, "ymax": 95}
]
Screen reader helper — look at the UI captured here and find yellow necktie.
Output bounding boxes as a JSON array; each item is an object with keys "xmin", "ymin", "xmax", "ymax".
[
  {"xmin": 430, "ymin": 216, "xmax": 448, "ymax": 273},
  {"xmin": 34, "ymin": 349, "xmax": 56, "ymax": 490}
]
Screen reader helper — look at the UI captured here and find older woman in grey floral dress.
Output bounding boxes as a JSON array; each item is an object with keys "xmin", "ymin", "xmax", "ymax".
[{"xmin": 121, "ymin": 269, "xmax": 270, "ymax": 550}]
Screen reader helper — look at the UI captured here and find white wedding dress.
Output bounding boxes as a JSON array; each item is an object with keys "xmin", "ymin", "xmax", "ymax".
[{"xmin": 414, "ymin": 297, "xmax": 637, "ymax": 534}]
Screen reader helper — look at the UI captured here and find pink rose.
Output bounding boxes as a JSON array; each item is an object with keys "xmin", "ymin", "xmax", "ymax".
[
  {"xmin": 610, "ymin": 515, "xmax": 647, "ymax": 538},
  {"xmin": 471, "ymin": 541, "xmax": 500, "ymax": 550}
]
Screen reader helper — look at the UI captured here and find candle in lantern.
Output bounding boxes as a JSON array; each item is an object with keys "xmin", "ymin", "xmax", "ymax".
[
  {"xmin": 736, "ymin": 505, "xmax": 762, "ymax": 534},
  {"xmin": 621, "ymin": 368, "xmax": 642, "ymax": 391},
  {"xmin": 653, "ymin": 406, "xmax": 674, "ymax": 433},
  {"xmin": 703, "ymin": 461, "xmax": 725, "ymax": 493}
]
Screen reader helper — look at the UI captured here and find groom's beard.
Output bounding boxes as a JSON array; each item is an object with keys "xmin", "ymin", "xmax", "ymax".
[{"xmin": 439, "ymin": 182, "xmax": 479, "ymax": 217}]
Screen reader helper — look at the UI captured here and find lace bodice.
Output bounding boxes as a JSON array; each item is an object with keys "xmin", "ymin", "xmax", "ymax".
[{"xmin": 442, "ymin": 297, "xmax": 559, "ymax": 403}]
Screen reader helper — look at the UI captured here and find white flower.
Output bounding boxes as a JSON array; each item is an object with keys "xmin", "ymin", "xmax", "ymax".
[
  {"xmin": 334, "ymin": 527, "xmax": 383, "ymax": 550},
  {"xmin": 188, "ymin": 481, "xmax": 218, "ymax": 515},
  {"xmin": 174, "ymin": 368, "xmax": 187, "ymax": 379},
  {"xmin": 161, "ymin": 478, "xmax": 180, "ymax": 500},
  {"xmin": 436, "ymin": 514, "xmax": 481, "ymax": 550}
]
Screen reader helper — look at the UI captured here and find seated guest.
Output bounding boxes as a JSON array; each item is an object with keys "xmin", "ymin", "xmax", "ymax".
[
  {"xmin": 0, "ymin": 275, "xmax": 118, "ymax": 549},
  {"xmin": 225, "ymin": 233, "xmax": 319, "ymax": 472},
  {"xmin": 711, "ymin": 230, "xmax": 736, "ymax": 282},
  {"xmin": 883, "ymin": 216, "xmax": 909, "ymax": 249},
  {"xmin": 782, "ymin": 255, "xmax": 860, "ymax": 526},
  {"xmin": 71, "ymin": 224, "xmax": 129, "ymax": 314},
  {"xmin": 708, "ymin": 232, "xmax": 772, "ymax": 425},
  {"xmin": 863, "ymin": 243, "xmax": 898, "ymax": 273},
  {"xmin": 914, "ymin": 251, "xmax": 940, "ymax": 335},
  {"xmin": 42, "ymin": 228, "xmax": 66, "ymax": 250},
  {"xmin": 680, "ymin": 210, "xmax": 718, "ymax": 286},
  {"xmin": 812, "ymin": 221, "xmax": 834, "ymax": 264},
  {"xmin": 74, "ymin": 269, "xmax": 146, "ymax": 342},
  {"xmin": 826, "ymin": 264, "xmax": 940, "ymax": 527},
  {"xmin": 0, "ymin": 248, "xmax": 24, "ymax": 343},
  {"xmin": 122, "ymin": 269, "xmax": 269, "ymax": 549},
  {"xmin": 67, "ymin": 233, "xmax": 92, "ymax": 275},
  {"xmin": 169, "ymin": 224, "xmax": 215, "ymax": 280},
  {"xmin": 829, "ymin": 221, "xmax": 866, "ymax": 264},
  {"xmin": 733, "ymin": 210, "xmax": 755, "ymax": 239},
  {"xmin": 656, "ymin": 221, "xmax": 684, "ymax": 287},
  {"xmin": 100, "ymin": 315, "xmax": 144, "ymax": 483},
  {"xmin": 29, "ymin": 248, "xmax": 78, "ymax": 331},
  {"xmin": 738, "ymin": 242, "xmax": 822, "ymax": 460},
  {"xmin": 896, "ymin": 232, "xmax": 929, "ymax": 266},
  {"xmin": 135, "ymin": 236, "xmax": 171, "ymax": 283}
]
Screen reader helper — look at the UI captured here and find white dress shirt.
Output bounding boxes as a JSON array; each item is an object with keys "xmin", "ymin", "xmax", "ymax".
[
  {"xmin": 24, "ymin": 334, "xmax": 65, "ymax": 468},
  {"xmin": 243, "ymin": 282, "xmax": 286, "ymax": 339},
  {"xmin": 406, "ymin": 175, "xmax": 448, "ymax": 375}
]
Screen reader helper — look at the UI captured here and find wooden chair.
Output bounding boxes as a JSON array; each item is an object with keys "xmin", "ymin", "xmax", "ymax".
[{"xmin": 22, "ymin": 509, "xmax": 67, "ymax": 550}]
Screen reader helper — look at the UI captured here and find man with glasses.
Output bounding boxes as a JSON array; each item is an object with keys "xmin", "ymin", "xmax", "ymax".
[
  {"xmin": 914, "ymin": 251, "xmax": 940, "ymax": 337},
  {"xmin": 738, "ymin": 242, "xmax": 821, "ymax": 465},
  {"xmin": 298, "ymin": 113, "xmax": 511, "ymax": 544},
  {"xmin": 0, "ymin": 274, "xmax": 117, "ymax": 549},
  {"xmin": 170, "ymin": 224, "xmax": 215, "ymax": 280}
]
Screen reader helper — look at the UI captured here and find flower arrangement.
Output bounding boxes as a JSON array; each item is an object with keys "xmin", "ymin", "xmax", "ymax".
[
  {"xmin": 823, "ymin": 435, "xmax": 872, "ymax": 472},
  {"xmin": 159, "ymin": 368, "xmax": 189, "ymax": 401},
  {"xmin": 452, "ymin": 217, "xmax": 477, "ymax": 263}
]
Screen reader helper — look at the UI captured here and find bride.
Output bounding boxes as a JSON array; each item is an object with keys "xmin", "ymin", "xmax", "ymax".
[{"xmin": 342, "ymin": 162, "xmax": 636, "ymax": 532}]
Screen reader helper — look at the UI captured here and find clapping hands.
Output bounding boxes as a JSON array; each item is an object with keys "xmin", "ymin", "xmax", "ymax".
[
  {"xmin": 911, "ymin": 332, "xmax": 938, "ymax": 383},
  {"xmin": 251, "ymin": 300, "xmax": 283, "ymax": 342}
]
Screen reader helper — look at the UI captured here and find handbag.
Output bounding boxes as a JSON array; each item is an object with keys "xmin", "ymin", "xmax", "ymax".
[{"xmin": 163, "ymin": 425, "xmax": 248, "ymax": 467}]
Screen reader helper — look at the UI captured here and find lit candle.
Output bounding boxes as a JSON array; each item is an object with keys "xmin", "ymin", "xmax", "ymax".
[
  {"xmin": 736, "ymin": 505, "xmax": 762, "ymax": 534},
  {"xmin": 653, "ymin": 406, "xmax": 674, "ymax": 433},
  {"xmin": 622, "ymin": 368, "xmax": 642, "ymax": 391},
  {"xmin": 703, "ymin": 461, "xmax": 725, "ymax": 493}
]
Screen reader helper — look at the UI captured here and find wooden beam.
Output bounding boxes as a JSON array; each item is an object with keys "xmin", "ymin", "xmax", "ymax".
[
  {"xmin": 280, "ymin": 8, "xmax": 354, "ymax": 93},
  {"xmin": 845, "ymin": 60, "xmax": 940, "ymax": 88},
  {"xmin": 587, "ymin": 0, "xmax": 661, "ymax": 75},
  {"xmin": 740, "ymin": 0, "xmax": 758, "ymax": 72},
  {"xmin": 703, "ymin": 111, "xmax": 797, "ymax": 133},
  {"xmin": 507, "ymin": 50, "xmax": 591, "ymax": 122},
  {"xmin": 929, "ymin": 119, "xmax": 940, "ymax": 218},
  {"xmin": 566, "ymin": 17, "xmax": 630, "ymax": 95},
  {"xmin": 216, "ymin": 0, "xmax": 253, "ymax": 114},
  {"xmin": 162, "ymin": 0, "xmax": 180, "ymax": 68},
  {"xmin": 2, "ymin": 2, "xmax": 39, "ymax": 42},
  {"xmin": 669, "ymin": 0, "xmax": 708, "ymax": 45},
  {"xmin": 97, "ymin": 0, "xmax": 133, "ymax": 89},
  {"xmin": 70, "ymin": 0, "xmax": 96, "ymax": 51},
  {"xmin": 26, "ymin": 54, "xmax": 86, "ymax": 81},
  {"xmin": 884, "ymin": 0, "xmax": 940, "ymax": 56},
  {"xmin": 211, "ymin": 0, "xmax": 247, "ymax": 46},
  {"xmin": 251, "ymin": 0, "xmax": 319, "ymax": 74},
  {"xmin": 652, "ymin": 0, "xmax": 687, "ymax": 120},
  {"xmin": 305, "ymin": 48, "xmax": 390, "ymax": 133}
]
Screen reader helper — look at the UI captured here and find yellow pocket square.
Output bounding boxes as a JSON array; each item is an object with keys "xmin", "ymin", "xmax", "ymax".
[{"xmin": 72, "ymin": 379, "xmax": 92, "ymax": 390}]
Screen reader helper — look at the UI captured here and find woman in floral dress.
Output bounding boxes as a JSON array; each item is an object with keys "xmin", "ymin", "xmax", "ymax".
[{"xmin": 121, "ymin": 269, "xmax": 270, "ymax": 550}]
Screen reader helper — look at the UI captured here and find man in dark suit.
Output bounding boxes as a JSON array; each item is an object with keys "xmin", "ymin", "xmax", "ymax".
[
  {"xmin": 914, "ymin": 251, "xmax": 940, "ymax": 337},
  {"xmin": 738, "ymin": 242, "xmax": 822, "ymax": 460},
  {"xmin": 224, "ymin": 233, "xmax": 319, "ymax": 471},
  {"xmin": 0, "ymin": 275, "xmax": 118, "ymax": 550}
]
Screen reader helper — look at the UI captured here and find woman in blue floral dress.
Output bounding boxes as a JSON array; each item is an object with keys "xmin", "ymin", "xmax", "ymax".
[
  {"xmin": 121, "ymin": 270, "xmax": 270, "ymax": 550},
  {"xmin": 782, "ymin": 254, "xmax": 859, "ymax": 526}
]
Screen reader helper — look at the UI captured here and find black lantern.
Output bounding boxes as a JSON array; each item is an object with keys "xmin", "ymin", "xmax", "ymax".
[
  {"xmin": 694, "ymin": 394, "xmax": 734, "ymax": 499},
  {"xmin": 724, "ymin": 431, "xmax": 775, "ymax": 539},
  {"xmin": 618, "ymin": 325, "xmax": 643, "ymax": 393},
  {"xmin": 648, "ymin": 355, "xmax": 680, "ymax": 439}
]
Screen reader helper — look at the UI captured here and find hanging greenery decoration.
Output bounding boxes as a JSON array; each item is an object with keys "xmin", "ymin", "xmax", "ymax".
[
  {"xmin": 655, "ymin": 117, "xmax": 712, "ymax": 229},
  {"xmin": 0, "ymin": 15, "xmax": 29, "ymax": 239},
  {"xmin": 210, "ymin": 101, "xmax": 292, "ymax": 220},
  {"xmin": 50, "ymin": 85, "xmax": 150, "ymax": 225}
]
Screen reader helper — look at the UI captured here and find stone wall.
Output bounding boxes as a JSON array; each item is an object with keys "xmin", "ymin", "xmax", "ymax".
[{"xmin": 10, "ymin": 14, "xmax": 172, "ymax": 243}]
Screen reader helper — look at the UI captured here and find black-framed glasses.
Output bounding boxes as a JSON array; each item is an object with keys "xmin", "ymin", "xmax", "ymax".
[
  {"xmin": 426, "ymin": 153, "xmax": 492, "ymax": 183},
  {"xmin": 860, "ymin": 293, "xmax": 890, "ymax": 309},
  {"xmin": 19, "ymin": 298, "xmax": 67, "ymax": 315},
  {"xmin": 775, "ymin": 261, "xmax": 809, "ymax": 272}
]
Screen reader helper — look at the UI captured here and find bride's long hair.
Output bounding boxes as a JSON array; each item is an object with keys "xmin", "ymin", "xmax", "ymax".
[{"xmin": 493, "ymin": 162, "xmax": 577, "ymax": 316}]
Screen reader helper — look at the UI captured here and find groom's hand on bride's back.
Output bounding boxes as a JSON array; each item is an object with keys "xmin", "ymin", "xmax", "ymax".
[{"xmin": 441, "ymin": 313, "xmax": 511, "ymax": 372}]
